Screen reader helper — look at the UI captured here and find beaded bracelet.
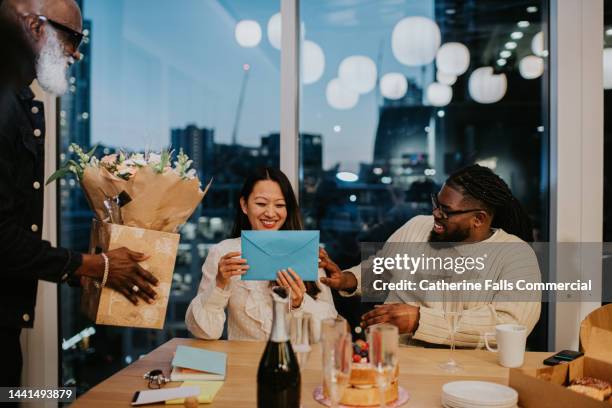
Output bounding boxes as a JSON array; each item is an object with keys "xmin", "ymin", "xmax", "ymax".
[{"xmin": 100, "ymin": 253, "xmax": 110, "ymax": 288}]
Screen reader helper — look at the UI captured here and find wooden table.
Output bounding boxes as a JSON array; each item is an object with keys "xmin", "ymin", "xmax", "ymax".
[{"xmin": 73, "ymin": 338, "xmax": 550, "ymax": 407}]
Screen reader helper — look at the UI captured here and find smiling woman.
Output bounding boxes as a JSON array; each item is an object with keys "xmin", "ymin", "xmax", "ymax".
[
  {"xmin": 232, "ymin": 167, "xmax": 298, "ymax": 234},
  {"xmin": 184, "ymin": 167, "xmax": 337, "ymax": 341}
]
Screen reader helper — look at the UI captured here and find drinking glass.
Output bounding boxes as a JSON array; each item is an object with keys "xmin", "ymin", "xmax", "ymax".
[
  {"xmin": 439, "ymin": 289, "xmax": 464, "ymax": 372},
  {"xmin": 321, "ymin": 317, "xmax": 352, "ymax": 408},
  {"xmin": 290, "ymin": 312, "xmax": 314, "ymax": 367},
  {"xmin": 367, "ymin": 324, "xmax": 398, "ymax": 408}
]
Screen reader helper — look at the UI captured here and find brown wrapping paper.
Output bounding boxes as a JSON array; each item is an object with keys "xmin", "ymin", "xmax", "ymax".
[
  {"xmin": 80, "ymin": 166, "xmax": 210, "ymax": 232},
  {"xmin": 82, "ymin": 220, "xmax": 179, "ymax": 329},
  {"xmin": 52, "ymin": 149, "xmax": 212, "ymax": 329},
  {"xmin": 580, "ymin": 304, "xmax": 612, "ymax": 362}
]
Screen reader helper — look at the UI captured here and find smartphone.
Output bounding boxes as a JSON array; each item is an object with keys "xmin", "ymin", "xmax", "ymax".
[
  {"xmin": 543, "ymin": 350, "xmax": 584, "ymax": 366},
  {"xmin": 543, "ymin": 356, "xmax": 562, "ymax": 366},
  {"xmin": 131, "ymin": 387, "xmax": 200, "ymax": 406}
]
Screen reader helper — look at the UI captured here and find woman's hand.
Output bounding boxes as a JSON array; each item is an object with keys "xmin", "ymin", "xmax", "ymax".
[
  {"xmin": 276, "ymin": 268, "xmax": 306, "ymax": 309},
  {"xmin": 216, "ymin": 251, "xmax": 249, "ymax": 289}
]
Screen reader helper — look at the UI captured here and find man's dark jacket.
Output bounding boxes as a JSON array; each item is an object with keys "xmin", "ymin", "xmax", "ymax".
[{"xmin": 0, "ymin": 86, "xmax": 81, "ymax": 328}]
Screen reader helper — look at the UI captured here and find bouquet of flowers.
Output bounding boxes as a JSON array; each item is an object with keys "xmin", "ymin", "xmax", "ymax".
[
  {"xmin": 48, "ymin": 144, "xmax": 210, "ymax": 232},
  {"xmin": 47, "ymin": 144, "xmax": 211, "ymax": 329}
]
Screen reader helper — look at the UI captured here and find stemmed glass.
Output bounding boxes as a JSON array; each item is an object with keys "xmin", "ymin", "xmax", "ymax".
[
  {"xmin": 290, "ymin": 311, "xmax": 314, "ymax": 367},
  {"xmin": 439, "ymin": 289, "xmax": 464, "ymax": 372},
  {"xmin": 367, "ymin": 324, "xmax": 398, "ymax": 408},
  {"xmin": 321, "ymin": 317, "xmax": 352, "ymax": 408}
]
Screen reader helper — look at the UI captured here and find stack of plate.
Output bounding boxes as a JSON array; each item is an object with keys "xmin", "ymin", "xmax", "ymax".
[{"xmin": 441, "ymin": 381, "xmax": 519, "ymax": 408}]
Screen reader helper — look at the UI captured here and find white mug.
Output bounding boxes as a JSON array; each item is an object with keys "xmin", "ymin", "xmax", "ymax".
[{"xmin": 484, "ymin": 324, "xmax": 527, "ymax": 368}]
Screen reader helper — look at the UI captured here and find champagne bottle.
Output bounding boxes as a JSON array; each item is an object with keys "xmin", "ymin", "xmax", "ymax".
[{"xmin": 257, "ymin": 286, "xmax": 301, "ymax": 408}]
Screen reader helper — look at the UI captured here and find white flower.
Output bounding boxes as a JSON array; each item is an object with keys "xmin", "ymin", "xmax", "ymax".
[
  {"xmin": 117, "ymin": 166, "xmax": 137, "ymax": 177},
  {"xmin": 185, "ymin": 169, "xmax": 197, "ymax": 179},
  {"xmin": 130, "ymin": 153, "xmax": 147, "ymax": 167},
  {"xmin": 147, "ymin": 153, "xmax": 161, "ymax": 165}
]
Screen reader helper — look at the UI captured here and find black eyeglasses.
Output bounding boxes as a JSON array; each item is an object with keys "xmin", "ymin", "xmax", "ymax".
[
  {"xmin": 430, "ymin": 193, "xmax": 484, "ymax": 219},
  {"xmin": 37, "ymin": 15, "xmax": 84, "ymax": 51}
]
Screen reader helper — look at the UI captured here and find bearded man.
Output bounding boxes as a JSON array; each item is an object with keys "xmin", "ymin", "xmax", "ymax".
[
  {"xmin": 320, "ymin": 164, "xmax": 542, "ymax": 347},
  {"xmin": 0, "ymin": 0, "xmax": 159, "ymax": 390}
]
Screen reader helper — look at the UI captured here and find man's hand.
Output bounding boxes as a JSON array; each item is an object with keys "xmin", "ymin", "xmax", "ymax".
[
  {"xmin": 78, "ymin": 247, "xmax": 159, "ymax": 305},
  {"xmin": 361, "ymin": 304, "xmax": 420, "ymax": 334},
  {"xmin": 318, "ymin": 247, "xmax": 358, "ymax": 291}
]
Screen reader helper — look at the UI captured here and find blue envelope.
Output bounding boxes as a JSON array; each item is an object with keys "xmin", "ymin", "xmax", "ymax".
[{"xmin": 241, "ymin": 231, "xmax": 320, "ymax": 281}]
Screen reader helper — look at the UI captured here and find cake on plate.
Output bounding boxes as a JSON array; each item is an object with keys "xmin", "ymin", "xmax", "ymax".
[{"xmin": 323, "ymin": 339, "xmax": 399, "ymax": 407}]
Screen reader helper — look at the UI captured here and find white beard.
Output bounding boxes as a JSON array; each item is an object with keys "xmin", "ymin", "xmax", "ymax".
[{"xmin": 36, "ymin": 29, "xmax": 72, "ymax": 96}]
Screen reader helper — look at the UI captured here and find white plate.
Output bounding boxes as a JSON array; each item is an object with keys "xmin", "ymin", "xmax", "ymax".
[
  {"xmin": 442, "ymin": 395, "xmax": 517, "ymax": 408},
  {"xmin": 442, "ymin": 381, "xmax": 518, "ymax": 406},
  {"xmin": 442, "ymin": 400, "xmax": 517, "ymax": 408}
]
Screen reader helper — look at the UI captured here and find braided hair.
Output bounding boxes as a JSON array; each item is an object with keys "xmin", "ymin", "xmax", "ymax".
[{"xmin": 446, "ymin": 164, "xmax": 534, "ymax": 242}]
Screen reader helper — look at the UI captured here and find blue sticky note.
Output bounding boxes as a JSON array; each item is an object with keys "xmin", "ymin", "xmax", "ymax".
[
  {"xmin": 171, "ymin": 346, "xmax": 226, "ymax": 377},
  {"xmin": 241, "ymin": 230, "xmax": 319, "ymax": 281}
]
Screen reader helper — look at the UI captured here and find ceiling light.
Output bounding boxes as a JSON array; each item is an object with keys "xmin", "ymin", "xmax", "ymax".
[
  {"xmin": 497, "ymin": 58, "xmax": 507, "ymax": 66},
  {"xmin": 500, "ymin": 50, "xmax": 512, "ymax": 58},
  {"xmin": 517, "ymin": 21, "xmax": 530, "ymax": 28},
  {"xmin": 526, "ymin": 6, "xmax": 538, "ymax": 13},
  {"xmin": 505, "ymin": 41, "xmax": 518, "ymax": 50},
  {"xmin": 511, "ymin": 32, "xmax": 524, "ymax": 40}
]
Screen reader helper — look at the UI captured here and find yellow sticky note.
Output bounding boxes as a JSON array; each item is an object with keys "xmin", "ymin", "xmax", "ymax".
[{"xmin": 165, "ymin": 381, "xmax": 224, "ymax": 405}]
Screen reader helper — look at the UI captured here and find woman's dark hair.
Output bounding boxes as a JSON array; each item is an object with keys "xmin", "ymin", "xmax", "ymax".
[
  {"xmin": 231, "ymin": 167, "xmax": 321, "ymax": 298},
  {"xmin": 446, "ymin": 164, "xmax": 534, "ymax": 242}
]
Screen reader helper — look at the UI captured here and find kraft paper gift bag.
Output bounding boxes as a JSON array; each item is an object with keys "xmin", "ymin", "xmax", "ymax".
[
  {"xmin": 81, "ymin": 219, "xmax": 179, "ymax": 329},
  {"xmin": 48, "ymin": 147, "xmax": 212, "ymax": 330}
]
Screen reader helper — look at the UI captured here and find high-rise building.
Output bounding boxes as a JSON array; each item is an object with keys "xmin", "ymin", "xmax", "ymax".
[
  {"xmin": 59, "ymin": 19, "xmax": 91, "ymax": 153},
  {"xmin": 58, "ymin": 14, "xmax": 97, "ymax": 393},
  {"xmin": 170, "ymin": 125, "xmax": 215, "ymax": 182},
  {"xmin": 260, "ymin": 132, "xmax": 323, "ymax": 178},
  {"xmin": 372, "ymin": 105, "xmax": 432, "ymax": 186},
  {"xmin": 58, "ymin": 18, "xmax": 93, "ymax": 253}
]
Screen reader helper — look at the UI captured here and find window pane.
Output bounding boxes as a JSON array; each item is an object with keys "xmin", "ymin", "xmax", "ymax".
[
  {"xmin": 299, "ymin": 1, "xmax": 549, "ymax": 347},
  {"xmin": 59, "ymin": 0, "xmax": 280, "ymax": 393}
]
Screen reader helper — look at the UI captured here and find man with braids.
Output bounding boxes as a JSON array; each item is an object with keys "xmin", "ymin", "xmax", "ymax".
[{"xmin": 320, "ymin": 164, "xmax": 541, "ymax": 347}]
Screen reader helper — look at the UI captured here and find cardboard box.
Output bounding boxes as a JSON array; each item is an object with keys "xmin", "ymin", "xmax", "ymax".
[
  {"xmin": 81, "ymin": 219, "xmax": 180, "ymax": 329},
  {"xmin": 509, "ymin": 304, "xmax": 612, "ymax": 407}
]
